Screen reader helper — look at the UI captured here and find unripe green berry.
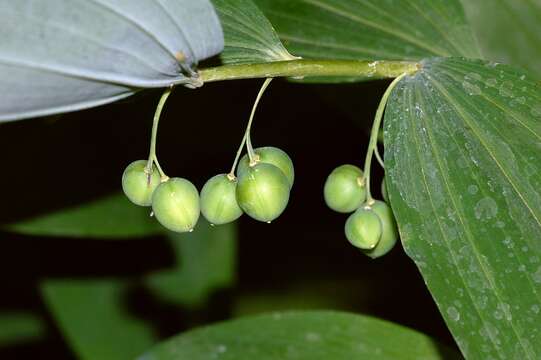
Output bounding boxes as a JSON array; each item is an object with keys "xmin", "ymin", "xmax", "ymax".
[
  {"xmin": 238, "ymin": 147, "xmax": 294, "ymax": 188},
  {"xmin": 344, "ymin": 207, "xmax": 382, "ymax": 250},
  {"xmin": 236, "ymin": 163, "xmax": 290, "ymax": 222},
  {"xmin": 200, "ymin": 174, "xmax": 243, "ymax": 225},
  {"xmin": 381, "ymin": 177, "xmax": 388, "ymax": 202},
  {"xmin": 122, "ymin": 160, "xmax": 161, "ymax": 206},
  {"xmin": 324, "ymin": 164, "xmax": 366, "ymax": 213},
  {"xmin": 363, "ymin": 200, "xmax": 398, "ymax": 259},
  {"xmin": 151, "ymin": 178, "xmax": 200, "ymax": 233}
]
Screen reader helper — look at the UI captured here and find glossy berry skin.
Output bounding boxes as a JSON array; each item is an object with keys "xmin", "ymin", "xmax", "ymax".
[
  {"xmin": 236, "ymin": 163, "xmax": 290, "ymax": 222},
  {"xmin": 200, "ymin": 174, "xmax": 243, "ymax": 225},
  {"xmin": 381, "ymin": 177, "xmax": 388, "ymax": 202},
  {"xmin": 324, "ymin": 164, "xmax": 366, "ymax": 213},
  {"xmin": 151, "ymin": 178, "xmax": 200, "ymax": 233},
  {"xmin": 238, "ymin": 147, "xmax": 294, "ymax": 188},
  {"xmin": 363, "ymin": 200, "xmax": 398, "ymax": 259},
  {"xmin": 344, "ymin": 207, "xmax": 382, "ymax": 250},
  {"xmin": 122, "ymin": 160, "xmax": 161, "ymax": 206}
]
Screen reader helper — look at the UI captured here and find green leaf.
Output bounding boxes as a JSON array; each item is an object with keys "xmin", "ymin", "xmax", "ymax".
[
  {"xmin": 461, "ymin": 0, "xmax": 541, "ymax": 78},
  {"xmin": 138, "ymin": 311, "xmax": 461, "ymax": 360},
  {"xmin": 211, "ymin": 0, "xmax": 296, "ymax": 64},
  {"xmin": 5, "ymin": 193, "xmax": 162, "ymax": 239},
  {"xmin": 145, "ymin": 220, "xmax": 237, "ymax": 308},
  {"xmin": 0, "ymin": 0, "xmax": 223, "ymax": 122},
  {"xmin": 385, "ymin": 57, "xmax": 541, "ymax": 359},
  {"xmin": 0, "ymin": 312, "xmax": 46, "ymax": 347},
  {"xmin": 254, "ymin": 0, "xmax": 480, "ymax": 60},
  {"xmin": 41, "ymin": 280, "xmax": 157, "ymax": 360},
  {"xmin": 40, "ymin": 221, "xmax": 238, "ymax": 360}
]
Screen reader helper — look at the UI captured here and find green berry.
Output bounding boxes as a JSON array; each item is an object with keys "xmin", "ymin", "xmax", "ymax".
[
  {"xmin": 324, "ymin": 164, "xmax": 366, "ymax": 213},
  {"xmin": 122, "ymin": 160, "xmax": 161, "ymax": 206},
  {"xmin": 151, "ymin": 178, "xmax": 200, "ymax": 233},
  {"xmin": 381, "ymin": 177, "xmax": 388, "ymax": 202},
  {"xmin": 344, "ymin": 207, "xmax": 382, "ymax": 250},
  {"xmin": 238, "ymin": 147, "xmax": 294, "ymax": 188},
  {"xmin": 200, "ymin": 174, "xmax": 243, "ymax": 225},
  {"xmin": 363, "ymin": 200, "xmax": 398, "ymax": 259},
  {"xmin": 236, "ymin": 163, "xmax": 290, "ymax": 222}
]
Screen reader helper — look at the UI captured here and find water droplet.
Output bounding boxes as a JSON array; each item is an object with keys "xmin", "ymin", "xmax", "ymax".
[
  {"xmin": 474, "ymin": 197, "xmax": 498, "ymax": 220},
  {"xmin": 531, "ymin": 104, "xmax": 541, "ymax": 118},
  {"xmin": 485, "ymin": 78, "xmax": 498, "ymax": 87},
  {"xmin": 447, "ymin": 306, "xmax": 460, "ymax": 321},
  {"xmin": 533, "ymin": 266, "xmax": 541, "ymax": 283},
  {"xmin": 305, "ymin": 332, "xmax": 321, "ymax": 342},
  {"xmin": 468, "ymin": 185, "xmax": 478, "ymax": 195},
  {"xmin": 531, "ymin": 305, "xmax": 540, "ymax": 314},
  {"xmin": 462, "ymin": 81, "xmax": 482, "ymax": 95},
  {"xmin": 499, "ymin": 81, "xmax": 514, "ymax": 97}
]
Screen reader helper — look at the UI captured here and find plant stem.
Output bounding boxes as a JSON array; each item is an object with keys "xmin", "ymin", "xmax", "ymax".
[
  {"xmin": 246, "ymin": 78, "xmax": 273, "ymax": 162},
  {"xmin": 374, "ymin": 144, "xmax": 385, "ymax": 168},
  {"xmin": 147, "ymin": 87, "xmax": 173, "ymax": 181},
  {"xmin": 199, "ymin": 59, "xmax": 419, "ymax": 83},
  {"xmin": 228, "ymin": 78, "xmax": 273, "ymax": 176},
  {"xmin": 363, "ymin": 73, "xmax": 408, "ymax": 204}
]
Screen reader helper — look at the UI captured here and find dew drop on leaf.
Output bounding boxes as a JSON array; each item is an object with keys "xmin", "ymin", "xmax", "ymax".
[
  {"xmin": 447, "ymin": 306, "xmax": 460, "ymax": 321},
  {"xmin": 474, "ymin": 197, "xmax": 498, "ymax": 220}
]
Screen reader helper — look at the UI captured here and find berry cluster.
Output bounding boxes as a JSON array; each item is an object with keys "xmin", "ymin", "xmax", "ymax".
[
  {"xmin": 324, "ymin": 166, "xmax": 397, "ymax": 258},
  {"xmin": 121, "ymin": 73, "xmax": 405, "ymax": 259},
  {"xmin": 322, "ymin": 73, "xmax": 408, "ymax": 258},
  {"xmin": 122, "ymin": 79, "xmax": 293, "ymax": 233},
  {"xmin": 122, "ymin": 145, "xmax": 293, "ymax": 232}
]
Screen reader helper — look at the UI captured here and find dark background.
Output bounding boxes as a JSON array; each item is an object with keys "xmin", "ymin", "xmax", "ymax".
[{"xmin": 0, "ymin": 77, "xmax": 456, "ymax": 358}]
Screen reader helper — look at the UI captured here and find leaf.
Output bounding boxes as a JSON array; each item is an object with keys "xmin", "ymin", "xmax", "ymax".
[
  {"xmin": 145, "ymin": 220, "xmax": 237, "ymax": 308},
  {"xmin": 211, "ymin": 0, "xmax": 296, "ymax": 64},
  {"xmin": 254, "ymin": 0, "xmax": 480, "ymax": 61},
  {"xmin": 0, "ymin": 0, "xmax": 224, "ymax": 122},
  {"xmin": 0, "ymin": 312, "xmax": 46, "ymax": 347},
  {"xmin": 5, "ymin": 193, "xmax": 162, "ymax": 239},
  {"xmin": 40, "ymin": 221, "xmax": 238, "ymax": 360},
  {"xmin": 461, "ymin": 0, "xmax": 541, "ymax": 78},
  {"xmin": 384, "ymin": 57, "xmax": 541, "ymax": 359},
  {"xmin": 138, "ymin": 311, "xmax": 461, "ymax": 360},
  {"xmin": 41, "ymin": 279, "xmax": 157, "ymax": 360}
]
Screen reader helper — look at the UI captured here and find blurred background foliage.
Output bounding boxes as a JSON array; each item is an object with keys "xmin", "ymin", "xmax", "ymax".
[{"xmin": 0, "ymin": 78, "xmax": 455, "ymax": 358}]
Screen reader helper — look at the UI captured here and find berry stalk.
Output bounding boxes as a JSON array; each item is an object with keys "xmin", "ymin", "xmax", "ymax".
[
  {"xmin": 147, "ymin": 87, "xmax": 173, "ymax": 181},
  {"xmin": 228, "ymin": 78, "xmax": 273, "ymax": 176},
  {"xmin": 363, "ymin": 72, "xmax": 408, "ymax": 203}
]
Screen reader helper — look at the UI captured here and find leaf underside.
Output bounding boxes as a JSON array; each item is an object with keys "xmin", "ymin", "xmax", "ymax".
[
  {"xmin": 385, "ymin": 57, "xmax": 541, "ymax": 359},
  {"xmin": 138, "ymin": 311, "xmax": 461, "ymax": 360},
  {"xmin": 0, "ymin": 0, "xmax": 224, "ymax": 122}
]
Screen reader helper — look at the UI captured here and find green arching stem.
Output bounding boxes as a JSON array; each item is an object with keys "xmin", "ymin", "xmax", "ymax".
[
  {"xmin": 374, "ymin": 144, "xmax": 385, "ymax": 168},
  {"xmin": 228, "ymin": 78, "xmax": 274, "ymax": 177},
  {"xmin": 246, "ymin": 78, "xmax": 273, "ymax": 162},
  {"xmin": 228, "ymin": 130, "xmax": 248, "ymax": 178},
  {"xmin": 199, "ymin": 59, "xmax": 419, "ymax": 83},
  {"xmin": 147, "ymin": 87, "xmax": 173, "ymax": 181},
  {"xmin": 363, "ymin": 73, "xmax": 408, "ymax": 204}
]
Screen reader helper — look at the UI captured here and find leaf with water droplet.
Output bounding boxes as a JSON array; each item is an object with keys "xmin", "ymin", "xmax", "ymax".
[{"xmin": 385, "ymin": 57, "xmax": 541, "ymax": 359}]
